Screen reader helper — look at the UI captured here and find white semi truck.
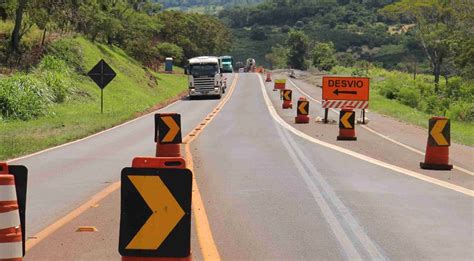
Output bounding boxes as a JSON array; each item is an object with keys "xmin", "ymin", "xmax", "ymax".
[{"xmin": 186, "ymin": 56, "xmax": 226, "ymax": 99}]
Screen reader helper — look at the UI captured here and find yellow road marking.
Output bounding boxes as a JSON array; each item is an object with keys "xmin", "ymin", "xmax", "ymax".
[
  {"xmin": 183, "ymin": 74, "xmax": 239, "ymax": 261},
  {"xmin": 261, "ymin": 75, "xmax": 473, "ymax": 197},
  {"xmin": 341, "ymin": 112, "xmax": 353, "ymax": 129},
  {"xmin": 161, "ymin": 116, "xmax": 181, "ymax": 143},
  {"xmin": 25, "ymin": 74, "xmax": 239, "ymax": 257},
  {"xmin": 126, "ymin": 176, "xmax": 184, "ymax": 250},
  {"xmin": 430, "ymin": 119, "xmax": 449, "ymax": 146},
  {"xmin": 26, "ymin": 181, "xmax": 121, "ymax": 251}
]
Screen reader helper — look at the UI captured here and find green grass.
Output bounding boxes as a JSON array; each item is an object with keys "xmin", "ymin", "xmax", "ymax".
[
  {"xmin": 0, "ymin": 37, "xmax": 187, "ymax": 160},
  {"xmin": 370, "ymin": 89, "xmax": 474, "ymax": 146}
]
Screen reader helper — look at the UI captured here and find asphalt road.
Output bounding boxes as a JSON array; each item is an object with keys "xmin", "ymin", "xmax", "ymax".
[
  {"xmin": 192, "ymin": 73, "xmax": 472, "ymax": 259},
  {"xmin": 10, "ymin": 74, "xmax": 234, "ymax": 238},
  {"xmin": 20, "ymin": 73, "xmax": 473, "ymax": 260}
]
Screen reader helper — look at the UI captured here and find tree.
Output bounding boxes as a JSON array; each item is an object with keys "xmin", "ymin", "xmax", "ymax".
[
  {"xmin": 286, "ymin": 30, "xmax": 309, "ymax": 70},
  {"xmin": 11, "ymin": 0, "xmax": 28, "ymax": 53},
  {"xmin": 312, "ymin": 41, "xmax": 337, "ymax": 71},
  {"xmin": 381, "ymin": 0, "xmax": 458, "ymax": 91},
  {"xmin": 265, "ymin": 45, "xmax": 288, "ymax": 69},
  {"xmin": 156, "ymin": 42, "xmax": 184, "ymax": 63}
]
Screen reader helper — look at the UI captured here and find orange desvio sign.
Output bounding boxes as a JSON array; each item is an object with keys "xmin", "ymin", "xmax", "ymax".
[{"xmin": 322, "ymin": 76, "xmax": 370, "ymax": 101}]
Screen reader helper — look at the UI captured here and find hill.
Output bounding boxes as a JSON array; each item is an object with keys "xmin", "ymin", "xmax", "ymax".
[
  {"xmin": 0, "ymin": 36, "xmax": 187, "ymax": 160},
  {"xmin": 220, "ymin": 1, "xmax": 415, "ymax": 69}
]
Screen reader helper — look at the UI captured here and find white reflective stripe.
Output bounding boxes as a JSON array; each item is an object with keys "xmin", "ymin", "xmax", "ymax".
[
  {"xmin": 0, "ymin": 185, "xmax": 17, "ymax": 201},
  {"xmin": 0, "ymin": 210, "xmax": 20, "ymax": 230},
  {"xmin": 0, "ymin": 241, "xmax": 23, "ymax": 259}
]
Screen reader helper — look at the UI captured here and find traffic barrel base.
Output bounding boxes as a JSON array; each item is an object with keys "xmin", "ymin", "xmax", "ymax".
[
  {"xmin": 156, "ymin": 143, "xmax": 180, "ymax": 158},
  {"xmin": 295, "ymin": 115, "xmax": 309, "ymax": 124},
  {"xmin": 122, "ymin": 255, "xmax": 191, "ymax": 261},
  {"xmin": 282, "ymin": 101, "xmax": 292, "ymax": 109},
  {"xmin": 337, "ymin": 129, "xmax": 357, "ymax": 141},
  {"xmin": 420, "ymin": 146, "xmax": 453, "ymax": 170}
]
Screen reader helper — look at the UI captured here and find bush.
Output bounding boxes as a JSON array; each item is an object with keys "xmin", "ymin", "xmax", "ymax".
[
  {"xmin": 0, "ymin": 74, "xmax": 52, "ymax": 120},
  {"xmin": 423, "ymin": 95, "xmax": 445, "ymax": 115},
  {"xmin": 250, "ymin": 26, "xmax": 267, "ymax": 41},
  {"xmin": 156, "ymin": 42, "xmax": 184, "ymax": 64},
  {"xmin": 397, "ymin": 86, "xmax": 420, "ymax": 108},
  {"xmin": 39, "ymin": 71, "xmax": 71, "ymax": 103},
  {"xmin": 47, "ymin": 38, "xmax": 84, "ymax": 72},
  {"xmin": 36, "ymin": 56, "xmax": 73, "ymax": 103},
  {"xmin": 377, "ymin": 77, "xmax": 400, "ymax": 99},
  {"xmin": 447, "ymin": 101, "xmax": 474, "ymax": 121}
]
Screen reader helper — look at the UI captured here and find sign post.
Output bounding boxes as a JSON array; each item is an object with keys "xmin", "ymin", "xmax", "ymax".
[
  {"xmin": 322, "ymin": 76, "xmax": 370, "ymax": 124},
  {"xmin": 87, "ymin": 59, "xmax": 117, "ymax": 114}
]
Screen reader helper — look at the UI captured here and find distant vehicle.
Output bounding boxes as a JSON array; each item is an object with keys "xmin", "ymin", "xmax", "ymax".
[
  {"xmin": 219, "ymin": 56, "xmax": 234, "ymax": 73},
  {"xmin": 245, "ymin": 58, "xmax": 256, "ymax": 72},
  {"xmin": 235, "ymin": 61, "xmax": 244, "ymax": 71},
  {"xmin": 290, "ymin": 69, "xmax": 296, "ymax": 78},
  {"xmin": 185, "ymin": 56, "xmax": 226, "ymax": 99}
]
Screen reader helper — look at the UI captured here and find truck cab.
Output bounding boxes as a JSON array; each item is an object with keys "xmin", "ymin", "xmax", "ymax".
[
  {"xmin": 219, "ymin": 56, "xmax": 234, "ymax": 73},
  {"xmin": 186, "ymin": 56, "xmax": 225, "ymax": 99}
]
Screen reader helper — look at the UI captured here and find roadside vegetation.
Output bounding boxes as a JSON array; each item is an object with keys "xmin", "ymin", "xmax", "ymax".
[
  {"xmin": 0, "ymin": 1, "xmax": 233, "ymax": 160},
  {"xmin": 218, "ymin": 0, "xmax": 473, "ymax": 145},
  {"xmin": 0, "ymin": 36, "xmax": 188, "ymax": 160}
]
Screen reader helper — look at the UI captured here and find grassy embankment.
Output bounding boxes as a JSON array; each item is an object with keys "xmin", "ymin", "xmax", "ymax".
[
  {"xmin": 0, "ymin": 37, "xmax": 187, "ymax": 160},
  {"xmin": 330, "ymin": 66, "xmax": 474, "ymax": 146}
]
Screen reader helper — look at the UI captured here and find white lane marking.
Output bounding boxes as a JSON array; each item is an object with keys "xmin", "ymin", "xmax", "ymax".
[
  {"xmin": 0, "ymin": 210, "xmax": 21, "ymax": 229},
  {"xmin": 0, "ymin": 185, "xmax": 17, "ymax": 201},
  {"xmin": 287, "ymin": 79, "xmax": 474, "ymax": 176},
  {"xmin": 0, "ymin": 242, "xmax": 23, "ymax": 259},
  {"xmin": 280, "ymin": 127, "xmax": 386, "ymax": 260},
  {"xmin": 7, "ymin": 98, "xmax": 183, "ymax": 163},
  {"xmin": 260, "ymin": 75, "xmax": 473, "ymax": 197},
  {"xmin": 274, "ymin": 122, "xmax": 363, "ymax": 260}
]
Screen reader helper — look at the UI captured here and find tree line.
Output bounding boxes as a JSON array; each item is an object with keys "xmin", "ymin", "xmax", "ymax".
[
  {"xmin": 156, "ymin": 0, "xmax": 262, "ymax": 8},
  {"xmin": 0, "ymin": 0, "xmax": 232, "ymax": 68},
  {"xmin": 221, "ymin": 0, "xmax": 473, "ymax": 85}
]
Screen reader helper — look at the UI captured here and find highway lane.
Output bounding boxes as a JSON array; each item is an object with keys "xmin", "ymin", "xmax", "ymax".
[
  {"xmin": 286, "ymin": 76, "xmax": 474, "ymax": 174},
  {"xmin": 22, "ymin": 72, "xmax": 472, "ymax": 260},
  {"xmin": 192, "ymin": 73, "xmax": 472, "ymax": 259},
  {"xmin": 264, "ymin": 76, "xmax": 472, "ymax": 190},
  {"xmin": 9, "ymin": 74, "xmax": 234, "ymax": 238}
]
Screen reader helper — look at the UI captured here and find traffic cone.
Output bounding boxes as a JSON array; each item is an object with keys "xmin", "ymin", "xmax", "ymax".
[
  {"xmin": 295, "ymin": 97, "xmax": 310, "ymax": 123},
  {"xmin": 266, "ymin": 72, "xmax": 272, "ymax": 82},
  {"xmin": 420, "ymin": 116, "xmax": 453, "ymax": 170},
  {"xmin": 337, "ymin": 106, "xmax": 357, "ymax": 141},
  {"xmin": 0, "ymin": 170, "xmax": 23, "ymax": 261}
]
